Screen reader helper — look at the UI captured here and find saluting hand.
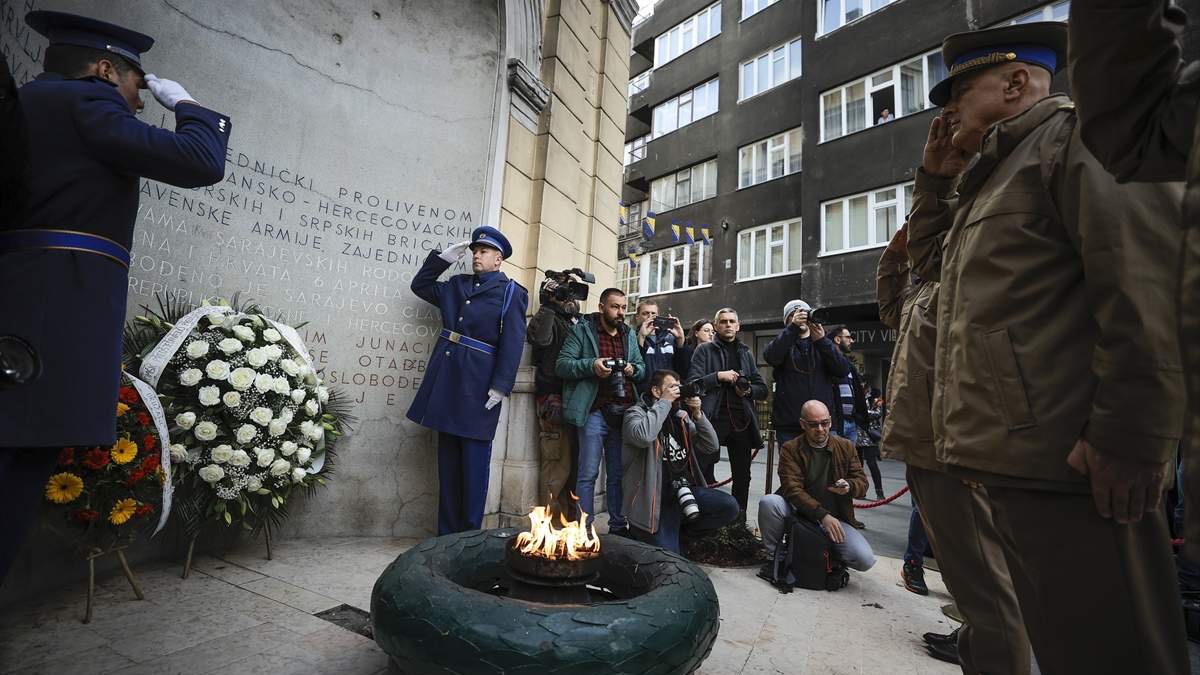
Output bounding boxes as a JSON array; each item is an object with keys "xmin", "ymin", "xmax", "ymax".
[
  {"xmin": 438, "ymin": 240, "xmax": 472, "ymax": 263},
  {"xmin": 144, "ymin": 74, "xmax": 195, "ymax": 111},
  {"xmin": 922, "ymin": 116, "xmax": 973, "ymax": 179}
]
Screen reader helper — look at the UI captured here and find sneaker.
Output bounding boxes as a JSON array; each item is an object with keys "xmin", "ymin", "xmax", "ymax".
[
  {"xmin": 922, "ymin": 626, "xmax": 960, "ymax": 646},
  {"xmin": 902, "ymin": 560, "xmax": 929, "ymax": 595}
]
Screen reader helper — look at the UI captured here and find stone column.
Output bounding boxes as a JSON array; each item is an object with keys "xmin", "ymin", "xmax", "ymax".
[{"xmin": 484, "ymin": 0, "xmax": 635, "ymax": 528}]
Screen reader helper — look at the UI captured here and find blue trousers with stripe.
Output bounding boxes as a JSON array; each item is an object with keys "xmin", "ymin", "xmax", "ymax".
[{"xmin": 437, "ymin": 433, "xmax": 493, "ymax": 535}]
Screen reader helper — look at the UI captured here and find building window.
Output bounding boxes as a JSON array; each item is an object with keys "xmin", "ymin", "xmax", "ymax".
[
  {"xmin": 624, "ymin": 135, "xmax": 648, "ymax": 166},
  {"xmin": 820, "ymin": 181, "xmax": 913, "ymax": 255},
  {"xmin": 1010, "ymin": 0, "xmax": 1070, "ymax": 24},
  {"xmin": 819, "ymin": 0, "xmax": 894, "ymax": 35},
  {"xmin": 736, "ymin": 219, "xmax": 802, "ymax": 281},
  {"xmin": 742, "ymin": 0, "xmax": 780, "ymax": 20},
  {"xmin": 739, "ymin": 37, "xmax": 802, "ymax": 101},
  {"xmin": 617, "ymin": 258, "xmax": 640, "ymax": 305},
  {"xmin": 651, "ymin": 79, "xmax": 719, "ymax": 138},
  {"xmin": 650, "ymin": 159, "xmax": 718, "ymax": 213},
  {"xmin": 819, "ymin": 49, "xmax": 949, "ymax": 142},
  {"xmin": 738, "ymin": 127, "xmax": 802, "ymax": 188},
  {"xmin": 641, "ymin": 242, "xmax": 711, "ymax": 295},
  {"xmin": 621, "ymin": 201, "xmax": 646, "ymax": 239},
  {"xmin": 628, "ymin": 71, "xmax": 651, "ymax": 97},
  {"xmin": 654, "ymin": 2, "xmax": 722, "ymax": 69}
]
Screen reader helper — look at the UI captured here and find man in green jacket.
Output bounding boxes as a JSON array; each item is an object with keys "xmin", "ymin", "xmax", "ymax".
[
  {"xmin": 907, "ymin": 21, "xmax": 1188, "ymax": 674},
  {"xmin": 555, "ymin": 288, "xmax": 645, "ymax": 533}
]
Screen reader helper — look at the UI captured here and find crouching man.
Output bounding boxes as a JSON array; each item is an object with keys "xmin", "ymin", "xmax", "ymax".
[
  {"xmin": 758, "ymin": 400, "xmax": 876, "ymax": 571},
  {"xmin": 622, "ymin": 369, "xmax": 739, "ymax": 553}
]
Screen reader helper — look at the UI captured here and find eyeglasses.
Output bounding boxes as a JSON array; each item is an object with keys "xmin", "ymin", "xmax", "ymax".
[{"xmin": 803, "ymin": 419, "xmax": 832, "ymax": 429}]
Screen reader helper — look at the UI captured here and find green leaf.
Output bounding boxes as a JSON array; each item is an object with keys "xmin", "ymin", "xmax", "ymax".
[{"xmin": 223, "ymin": 510, "xmax": 232, "ymax": 525}]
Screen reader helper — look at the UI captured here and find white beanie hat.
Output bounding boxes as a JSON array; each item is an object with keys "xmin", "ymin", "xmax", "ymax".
[{"xmin": 783, "ymin": 299, "xmax": 811, "ymax": 325}]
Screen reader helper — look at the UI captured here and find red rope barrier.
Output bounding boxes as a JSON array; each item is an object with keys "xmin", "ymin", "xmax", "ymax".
[
  {"xmin": 853, "ymin": 485, "xmax": 910, "ymax": 509},
  {"xmin": 705, "ymin": 446, "xmax": 762, "ymax": 489}
]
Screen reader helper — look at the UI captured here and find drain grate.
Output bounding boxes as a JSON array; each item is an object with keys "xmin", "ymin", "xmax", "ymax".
[{"xmin": 315, "ymin": 604, "xmax": 373, "ymax": 639}]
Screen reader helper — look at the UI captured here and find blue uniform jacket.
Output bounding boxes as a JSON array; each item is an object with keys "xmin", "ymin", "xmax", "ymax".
[
  {"xmin": 0, "ymin": 74, "xmax": 230, "ymax": 448},
  {"xmin": 406, "ymin": 251, "xmax": 529, "ymax": 441}
]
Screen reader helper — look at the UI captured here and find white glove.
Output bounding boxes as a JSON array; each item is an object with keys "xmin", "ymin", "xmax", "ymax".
[
  {"xmin": 144, "ymin": 74, "xmax": 195, "ymax": 111},
  {"xmin": 485, "ymin": 389, "xmax": 505, "ymax": 410},
  {"xmin": 438, "ymin": 240, "xmax": 473, "ymax": 263}
]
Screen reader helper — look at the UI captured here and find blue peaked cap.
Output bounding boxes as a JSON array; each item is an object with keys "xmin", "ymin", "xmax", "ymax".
[
  {"xmin": 470, "ymin": 226, "xmax": 513, "ymax": 259},
  {"xmin": 26, "ymin": 10, "xmax": 154, "ymax": 73},
  {"xmin": 929, "ymin": 22, "xmax": 1068, "ymax": 106}
]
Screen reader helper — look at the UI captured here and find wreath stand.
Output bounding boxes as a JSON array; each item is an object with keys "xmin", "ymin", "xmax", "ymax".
[
  {"xmin": 83, "ymin": 545, "xmax": 144, "ymax": 624},
  {"xmin": 180, "ymin": 526, "xmax": 273, "ymax": 579}
]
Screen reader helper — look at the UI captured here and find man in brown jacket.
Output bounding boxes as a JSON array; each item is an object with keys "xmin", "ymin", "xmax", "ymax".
[
  {"xmin": 1068, "ymin": 0, "xmax": 1200, "ymax": 584},
  {"xmin": 757, "ymin": 400, "xmax": 875, "ymax": 572},
  {"xmin": 877, "ymin": 228, "xmax": 1029, "ymax": 674},
  {"xmin": 907, "ymin": 21, "xmax": 1189, "ymax": 675}
]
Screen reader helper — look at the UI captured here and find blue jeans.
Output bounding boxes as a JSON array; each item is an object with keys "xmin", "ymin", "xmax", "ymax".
[
  {"xmin": 758, "ymin": 495, "xmax": 876, "ymax": 571},
  {"xmin": 838, "ymin": 419, "xmax": 858, "ymax": 444},
  {"xmin": 904, "ymin": 503, "xmax": 929, "ymax": 566},
  {"xmin": 577, "ymin": 411, "xmax": 626, "ymax": 531},
  {"xmin": 635, "ymin": 481, "xmax": 740, "ymax": 553}
]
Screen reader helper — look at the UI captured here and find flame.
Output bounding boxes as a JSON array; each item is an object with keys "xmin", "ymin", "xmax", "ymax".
[{"xmin": 514, "ymin": 493, "xmax": 601, "ymax": 560}]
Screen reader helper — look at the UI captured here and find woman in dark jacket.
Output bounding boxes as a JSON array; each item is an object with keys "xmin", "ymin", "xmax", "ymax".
[{"xmin": 676, "ymin": 320, "xmax": 713, "ymax": 381}]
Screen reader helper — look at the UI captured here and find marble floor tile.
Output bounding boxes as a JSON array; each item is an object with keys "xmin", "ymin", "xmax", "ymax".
[
  {"xmin": 188, "ymin": 557, "xmax": 266, "ymax": 586},
  {"xmin": 235, "ymin": 577, "xmax": 340, "ymax": 615},
  {"xmin": 107, "ymin": 622, "xmax": 301, "ymax": 675},
  {"xmin": 6, "ymin": 645, "xmax": 135, "ymax": 675}
]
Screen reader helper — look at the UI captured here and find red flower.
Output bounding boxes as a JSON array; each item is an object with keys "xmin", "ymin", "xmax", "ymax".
[
  {"xmin": 136, "ymin": 412, "xmax": 152, "ymax": 427},
  {"xmin": 142, "ymin": 434, "xmax": 157, "ymax": 452},
  {"xmin": 141, "ymin": 454, "xmax": 160, "ymax": 472},
  {"xmin": 124, "ymin": 468, "xmax": 147, "ymax": 487},
  {"xmin": 72, "ymin": 506, "xmax": 99, "ymax": 523},
  {"xmin": 82, "ymin": 449, "xmax": 110, "ymax": 470},
  {"xmin": 57, "ymin": 448, "xmax": 76, "ymax": 467},
  {"xmin": 118, "ymin": 387, "xmax": 138, "ymax": 404},
  {"xmin": 135, "ymin": 503, "xmax": 155, "ymax": 516}
]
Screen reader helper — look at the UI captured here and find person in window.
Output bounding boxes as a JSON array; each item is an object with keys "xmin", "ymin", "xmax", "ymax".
[{"xmin": 877, "ymin": 108, "xmax": 894, "ymax": 124}]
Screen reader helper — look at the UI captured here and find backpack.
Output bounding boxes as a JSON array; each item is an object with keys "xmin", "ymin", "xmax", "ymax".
[{"xmin": 764, "ymin": 515, "xmax": 849, "ymax": 593}]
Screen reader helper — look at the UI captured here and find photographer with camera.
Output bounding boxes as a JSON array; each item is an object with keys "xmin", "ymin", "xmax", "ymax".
[
  {"xmin": 556, "ymin": 288, "xmax": 646, "ymax": 533},
  {"xmin": 763, "ymin": 300, "xmax": 851, "ymax": 447},
  {"xmin": 633, "ymin": 300, "xmax": 686, "ymax": 383},
  {"xmin": 688, "ymin": 308, "xmax": 768, "ymax": 522},
  {"xmin": 621, "ymin": 369, "xmax": 739, "ymax": 553},
  {"xmin": 527, "ymin": 271, "xmax": 587, "ymax": 505}
]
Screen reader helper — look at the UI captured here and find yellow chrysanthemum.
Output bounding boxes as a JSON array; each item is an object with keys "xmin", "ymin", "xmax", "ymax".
[
  {"xmin": 109, "ymin": 498, "xmax": 138, "ymax": 525},
  {"xmin": 45, "ymin": 472, "xmax": 84, "ymax": 504},
  {"xmin": 110, "ymin": 438, "xmax": 138, "ymax": 465},
  {"xmin": 116, "ymin": 402, "xmax": 130, "ymax": 417}
]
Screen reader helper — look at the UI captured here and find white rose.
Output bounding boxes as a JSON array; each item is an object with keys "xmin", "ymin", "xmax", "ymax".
[
  {"xmin": 272, "ymin": 377, "xmax": 291, "ymax": 395},
  {"xmin": 279, "ymin": 359, "xmax": 301, "ymax": 377},
  {"xmin": 222, "ymin": 390, "xmax": 242, "ymax": 408},
  {"xmin": 269, "ymin": 458, "xmax": 291, "ymax": 477},
  {"xmin": 198, "ymin": 385, "xmax": 221, "ymax": 406},
  {"xmin": 179, "ymin": 368, "xmax": 203, "ymax": 387},
  {"xmin": 232, "ymin": 325, "xmax": 256, "ymax": 342},
  {"xmin": 250, "ymin": 407, "xmax": 273, "ymax": 426},
  {"xmin": 291, "ymin": 467, "xmax": 306, "ymax": 483},
  {"xmin": 185, "ymin": 341, "xmax": 210, "ymax": 359},
  {"xmin": 299, "ymin": 420, "xmax": 324, "ymax": 442},
  {"xmin": 281, "ymin": 441, "xmax": 298, "ymax": 456},
  {"xmin": 278, "ymin": 408, "xmax": 295, "ymax": 424},
  {"xmin": 255, "ymin": 447, "xmax": 275, "ymax": 467},
  {"xmin": 210, "ymin": 444, "xmax": 234, "ymax": 463},
  {"xmin": 169, "ymin": 444, "xmax": 188, "ymax": 463},
  {"xmin": 301, "ymin": 366, "xmax": 318, "ymax": 386},
  {"xmin": 268, "ymin": 419, "xmax": 288, "ymax": 437},
  {"xmin": 175, "ymin": 412, "xmax": 196, "ymax": 430},
  {"xmin": 229, "ymin": 367, "xmax": 256, "ymax": 391},
  {"xmin": 264, "ymin": 344, "xmax": 284, "ymax": 360},
  {"xmin": 205, "ymin": 360, "xmax": 230, "ymax": 381},
  {"xmin": 295, "ymin": 446, "xmax": 312, "ymax": 465},
  {"xmin": 291, "ymin": 389, "xmax": 306, "ymax": 404},
  {"xmin": 254, "ymin": 373, "xmax": 274, "ymax": 394},
  {"xmin": 198, "ymin": 464, "xmax": 225, "ymax": 483},
  {"xmin": 206, "ymin": 312, "xmax": 226, "ymax": 327},
  {"xmin": 236, "ymin": 424, "xmax": 258, "ymax": 445},
  {"xmin": 246, "ymin": 476, "xmax": 263, "ymax": 492},
  {"xmin": 304, "ymin": 399, "xmax": 320, "ymax": 417},
  {"xmin": 229, "ymin": 449, "xmax": 251, "ymax": 467},
  {"xmin": 316, "ymin": 386, "xmax": 329, "ymax": 404},
  {"xmin": 262, "ymin": 328, "xmax": 282, "ymax": 343},
  {"xmin": 246, "ymin": 348, "xmax": 269, "ymax": 368},
  {"xmin": 217, "ymin": 337, "xmax": 243, "ymax": 355},
  {"xmin": 194, "ymin": 421, "xmax": 218, "ymax": 441}
]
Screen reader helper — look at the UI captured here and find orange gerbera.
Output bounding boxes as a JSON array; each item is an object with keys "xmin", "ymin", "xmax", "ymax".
[
  {"xmin": 110, "ymin": 438, "xmax": 138, "ymax": 465},
  {"xmin": 109, "ymin": 499, "xmax": 137, "ymax": 525}
]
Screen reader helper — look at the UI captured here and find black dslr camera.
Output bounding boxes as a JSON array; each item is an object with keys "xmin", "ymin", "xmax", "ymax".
[
  {"xmin": 602, "ymin": 357, "xmax": 628, "ymax": 400},
  {"xmin": 733, "ymin": 372, "xmax": 751, "ymax": 394},
  {"xmin": 543, "ymin": 268, "xmax": 595, "ymax": 303},
  {"xmin": 652, "ymin": 316, "xmax": 677, "ymax": 331},
  {"xmin": 679, "ymin": 378, "xmax": 705, "ymax": 399}
]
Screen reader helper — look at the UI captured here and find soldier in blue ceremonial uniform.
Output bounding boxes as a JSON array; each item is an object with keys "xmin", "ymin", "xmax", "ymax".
[
  {"xmin": 0, "ymin": 11, "xmax": 230, "ymax": 582},
  {"xmin": 407, "ymin": 227, "xmax": 529, "ymax": 534}
]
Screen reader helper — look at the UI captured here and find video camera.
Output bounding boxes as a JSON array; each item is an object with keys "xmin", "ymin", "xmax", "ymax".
[{"xmin": 543, "ymin": 268, "xmax": 595, "ymax": 304}]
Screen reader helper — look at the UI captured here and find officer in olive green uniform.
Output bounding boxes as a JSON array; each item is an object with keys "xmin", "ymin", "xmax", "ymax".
[{"xmin": 907, "ymin": 21, "xmax": 1189, "ymax": 674}]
